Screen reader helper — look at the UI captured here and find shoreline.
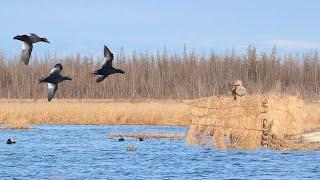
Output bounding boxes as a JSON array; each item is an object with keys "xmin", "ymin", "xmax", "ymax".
[{"xmin": 1, "ymin": 96, "xmax": 319, "ymax": 151}]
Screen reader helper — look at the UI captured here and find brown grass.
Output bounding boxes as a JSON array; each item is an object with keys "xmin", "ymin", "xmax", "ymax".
[
  {"xmin": 0, "ymin": 99, "xmax": 189, "ymax": 126},
  {"xmin": 1, "ymin": 115, "xmax": 30, "ymax": 130}
]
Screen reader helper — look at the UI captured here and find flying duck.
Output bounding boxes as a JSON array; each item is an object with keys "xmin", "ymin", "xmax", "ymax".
[
  {"xmin": 39, "ymin": 63, "xmax": 72, "ymax": 102},
  {"xmin": 13, "ymin": 33, "xmax": 49, "ymax": 65},
  {"xmin": 90, "ymin": 45, "xmax": 125, "ymax": 83},
  {"xmin": 7, "ymin": 139, "xmax": 16, "ymax": 144}
]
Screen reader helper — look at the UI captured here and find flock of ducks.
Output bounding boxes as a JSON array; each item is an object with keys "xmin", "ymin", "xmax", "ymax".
[
  {"xmin": 9, "ymin": 34, "xmax": 133, "ymax": 149},
  {"xmin": 14, "ymin": 33, "xmax": 125, "ymax": 102},
  {"xmin": 6, "ymin": 136, "xmax": 142, "ymax": 150}
]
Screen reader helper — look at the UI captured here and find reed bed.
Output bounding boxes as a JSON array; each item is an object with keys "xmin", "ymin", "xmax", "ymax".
[
  {"xmin": 0, "ymin": 99, "xmax": 189, "ymax": 126},
  {"xmin": 1, "ymin": 115, "xmax": 30, "ymax": 130},
  {"xmin": 185, "ymin": 93, "xmax": 320, "ymax": 150}
]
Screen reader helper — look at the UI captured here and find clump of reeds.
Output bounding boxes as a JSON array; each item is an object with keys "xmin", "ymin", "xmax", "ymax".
[
  {"xmin": 186, "ymin": 94, "xmax": 263, "ymax": 149},
  {"xmin": 185, "ymin": 125, "xmax": 210, "ymax": 146},
  {"xmin": 1, "ymin": 114, "xmax": 30, "ymax": 129},
  {"xmin": 185, "ymin": 93, "xmax": 320, "ymax": 151}
]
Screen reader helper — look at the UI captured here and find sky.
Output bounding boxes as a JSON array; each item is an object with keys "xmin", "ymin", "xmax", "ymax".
[{"xmin": 0, "ymin": 0, "xmax": 319, "ymax": 58}]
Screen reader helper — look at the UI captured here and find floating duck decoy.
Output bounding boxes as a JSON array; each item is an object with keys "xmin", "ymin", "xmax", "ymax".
[
  {"xmin": 126, "ymin": 146, "xmax": 136, "ymax": 152},
  {"xmin": 90, "ymin": 45, "xmax": 125, "ymax": 83},
  {"xmin": 13, "ymin": 33, "xmax": 49, "ymax": 65},
  {"xmin": 118, "ymin": 136, "xmax": 125, "ymax": 142},
  {"xmin": 7, "ymin": 139, "xmax": 16, "ymax": 144},
  {"xmin": 38, "ymin": 63, "xmax": 72, "ymax": 102}
]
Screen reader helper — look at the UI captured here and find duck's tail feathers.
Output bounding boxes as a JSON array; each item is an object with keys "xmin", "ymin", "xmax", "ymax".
[
  {"xmin": 38, "ymin": 77, "xmax": 46, "ymax": 84},
  {"xmin": 89, "ymin": 71, "xmax": 98, "ymax": 78}
]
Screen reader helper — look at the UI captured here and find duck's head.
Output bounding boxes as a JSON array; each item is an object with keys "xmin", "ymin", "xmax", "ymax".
[
  {"xmin": 64, "ymin": 76, "xmax": 72, "ymax": 81},
  {"xmin": 13, "ymin": 35, "xmax": 20, "ymax": 40},
  {"xmin": 54, "ymin": 63, "xmax": 63, "ymax": 71},
  {"xmin": 13, "ymin": 35, "xmax": 24, "ymax": 41},
  {"xmin": 40, "ymin": 37, "xmax": 50, "ymax": 43}
]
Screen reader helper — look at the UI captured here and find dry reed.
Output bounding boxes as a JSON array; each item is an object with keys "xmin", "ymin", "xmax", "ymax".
[
  {"xmin": 0, "ymin": 99, "xmax": 189, "ymax": 126},
  {"xmin": 0, "ymin": 113, "xmax": 30, "ymax": 129},
  {"xmin": 185, "ymin": 93, "xmax": 320, "ymax": 150}
]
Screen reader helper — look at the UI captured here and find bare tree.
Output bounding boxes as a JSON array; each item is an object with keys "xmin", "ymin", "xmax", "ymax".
[{"xmin": 0, "ymin": 46, "xmax": 319, "ymax": 99}]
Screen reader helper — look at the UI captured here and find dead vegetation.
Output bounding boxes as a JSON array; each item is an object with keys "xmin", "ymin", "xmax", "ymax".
[
  {"xmin": 185, "ymin": 93, "xmax": 320, "ymax": 151},
  {"xmin": 1, "ymin": 117, "xmax": 30, "ymax": 130},
  {"xmin": 0, "ymin": 99, "xmax": 189, "ymax": 126},
  {"xmin": 0, "ymin": 46, "xmax": 319, "ymax": 99}
]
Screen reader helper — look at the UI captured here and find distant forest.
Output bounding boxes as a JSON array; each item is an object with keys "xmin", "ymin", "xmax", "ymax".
[{"xmin": 0, "ymin": 46, "xmax": 319, "ymax": 99}]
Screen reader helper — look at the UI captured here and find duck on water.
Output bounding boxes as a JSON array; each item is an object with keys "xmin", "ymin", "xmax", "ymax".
[
  {"xmin": 118, "ymin": 136, "xmax": 125, "ymax": 142},
  {"xmin": 7, "ymin": 139, "xmax": 16, "ymax": 144}
]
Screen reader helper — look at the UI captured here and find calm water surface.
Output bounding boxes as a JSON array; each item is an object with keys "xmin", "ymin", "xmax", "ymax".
[{"xmin": 0, "ymin": 125, "xmax": 319, "ymax": 179}]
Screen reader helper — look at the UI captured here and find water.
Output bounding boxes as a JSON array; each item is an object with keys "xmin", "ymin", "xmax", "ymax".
[{"xmin": 0, "ymin": 125, "xmax": 319, "ymax": 179}]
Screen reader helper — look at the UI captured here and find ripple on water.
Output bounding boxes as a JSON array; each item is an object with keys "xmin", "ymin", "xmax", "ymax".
[{"xmin": 0, "ymin": 125, "xmax": 319, "ymax": 179}]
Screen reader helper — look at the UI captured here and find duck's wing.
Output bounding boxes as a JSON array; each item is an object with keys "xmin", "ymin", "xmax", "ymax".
[
  {"xmin": 101, "ymin": 45, "xmax": 114, "ymax": 68},
  {"xmin": 47, "ymin": 83, "xmax": 58, "ymax": 102},
  {"xmin": 20, "ymin": 42, "xmax": 33, "ymax": 65},
  {"xmin": 29, "ymin": 33, "xmax": 41, "ymax": 43},
  {"xmin": 39, "ymin": 75, "xmax": 50, "ymax": 83},
  {"xmin": 96, "ymin": 75, "xmax": 108, "ymax": 83}
]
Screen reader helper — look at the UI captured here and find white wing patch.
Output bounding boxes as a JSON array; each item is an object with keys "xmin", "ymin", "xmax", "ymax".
[
  {"xmin": 102, "ymin": 57, "xmax": 108, "ymax": 66},
  {"xmin": 22, "ymin": 42, "xmax": 29, "ymax": 50},
  {"xmin": 48, "ymin": 83, "xmax": 56, "ymax": 90},
  {"xmin": 47, "ymin": 83, "xmax": 57, "ymax": 102}
]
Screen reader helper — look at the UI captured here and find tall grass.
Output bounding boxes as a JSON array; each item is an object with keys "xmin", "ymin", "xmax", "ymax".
[
  {"xmin": 0, "ymin": 46, "xmax": 319, "ymax": 99},
  {"xmin": 0, "ymin": 99, "xmax": 189, "ymax": 126}
]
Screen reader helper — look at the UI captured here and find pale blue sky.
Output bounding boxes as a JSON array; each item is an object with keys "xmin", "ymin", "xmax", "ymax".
[{"xmin": 0, "ymin": 0, "xmax": 319, "ymax": 57}]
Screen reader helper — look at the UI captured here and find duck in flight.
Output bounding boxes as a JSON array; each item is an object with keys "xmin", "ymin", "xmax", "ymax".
[
  {"xmin": 13, "ymin": 33, "xmax": 49, "ymax": 65},
  {"xmin": 39, "ymin": 63, "xmax": 72, "ymax": 102},
  {"xmin": 90, "ymin": 45, "xmax": 125, "ymax": 83}
]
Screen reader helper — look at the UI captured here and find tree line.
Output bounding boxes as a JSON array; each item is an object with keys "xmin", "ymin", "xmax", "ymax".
[{"xmin": 0, "ymin": 46, "xmax": 319, "ymax": 99}]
